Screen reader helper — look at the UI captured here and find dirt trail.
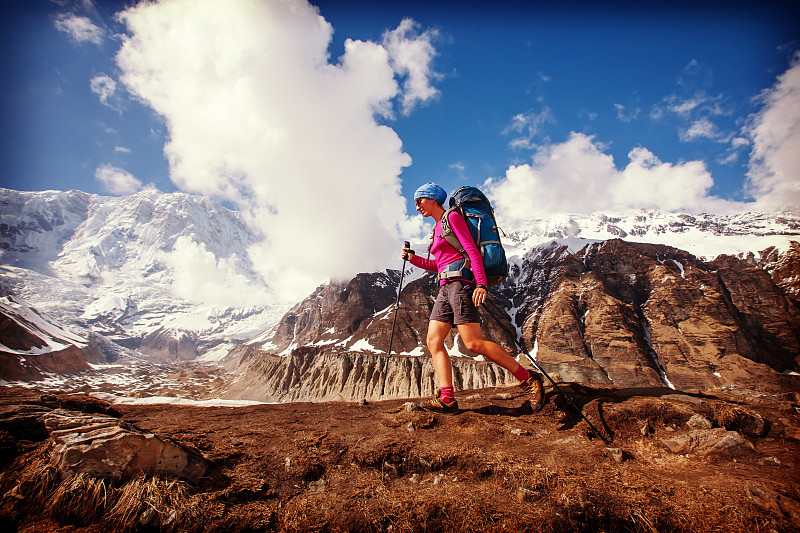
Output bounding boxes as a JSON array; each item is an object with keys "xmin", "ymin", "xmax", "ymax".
[{"xmin": 1, "ymin": 383, "xmax": 799, "ymax": 532}]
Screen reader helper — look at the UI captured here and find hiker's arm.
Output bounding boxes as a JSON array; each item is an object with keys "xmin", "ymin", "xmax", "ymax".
[
  {"xmin": 405, "ymin": 248, "xmax": 436, "ymax": 271},
  {"xmin": 447, "ymin": 211, "xmax": 488, "ymax": 288}
]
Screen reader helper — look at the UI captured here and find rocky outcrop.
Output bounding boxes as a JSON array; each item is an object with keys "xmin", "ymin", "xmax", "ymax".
[
  {"xmin": 0, "ymin": 297, "xmax": 105, "ymax": 381},
  {"xmin": 43, "ymin": 409, "xmax": 207, "ymax": 483},
  {"xmin": 223, "ymin": 348, "xmax": 518, "ymax": 403},
  {"xmin": 516, "ymin": 240, "xmax": 800, "ymax": 392},
  {"xmin": 759, "ymin": 241, "xmax": 800, "ymax": 305},
  {"xmin": 138, "ymin": 328, "xmax": 200, "ymax": 362},
  {"xmin": 662, "ymin": 428, "xmax": 756, "ymax": 458}
]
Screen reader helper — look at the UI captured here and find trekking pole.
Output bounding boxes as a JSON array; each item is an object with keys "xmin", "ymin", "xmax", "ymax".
[
  {"xmin": 381, "ymin": 241, "xmax": 413, "ymax": 396},
  {"xmin": 482, "ymin": 297, "xmax": 610, "ymax": 444}
]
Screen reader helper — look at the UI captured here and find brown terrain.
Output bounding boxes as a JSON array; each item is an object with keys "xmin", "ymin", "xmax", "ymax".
[
  {"xmin": 1, "ymin": 379, "xmax": 799, "ymax": 533},
  {"xmin": 1, "ymin": 239, "xmax": 799, "ymax": 531}
]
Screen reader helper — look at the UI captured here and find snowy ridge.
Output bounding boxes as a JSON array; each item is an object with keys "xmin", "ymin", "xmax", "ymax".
[
  {"xmin": 501, "ymin": 209, "xmax": 799, "ymax": 261},
  {"xmin": 0, "ymin": 296, "xmax": 87, "ymax": 355}
]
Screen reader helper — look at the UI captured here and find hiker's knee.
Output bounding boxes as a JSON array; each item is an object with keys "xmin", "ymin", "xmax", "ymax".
[
  {"xmin": 426, "ymin": 321, "xmax": 450, "ymax": 351},
  {"xmin": 426, "ymin": 332, "xmax": 445, "ymax": 352},
  {"xmin": 463, "ymin": 337, "xmax": 486, "ymax": 354}
]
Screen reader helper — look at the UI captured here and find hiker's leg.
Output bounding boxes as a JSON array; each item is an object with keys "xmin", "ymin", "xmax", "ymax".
[
  {"xmin": 427, "ymin": 320, "xmax": 454, "ymax": 388},
  {"xmin": 457, "ymin": 322, "xmax": 524, "ymax": 375},
  {"xmin": 458, "ymin": 322, "xmax": 545, "ymax": 409}
]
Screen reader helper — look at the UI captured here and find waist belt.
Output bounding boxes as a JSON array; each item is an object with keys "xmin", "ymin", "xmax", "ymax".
[{"xmin": 436, "ymin": 259, "xmax": 475, "ymax": 283}]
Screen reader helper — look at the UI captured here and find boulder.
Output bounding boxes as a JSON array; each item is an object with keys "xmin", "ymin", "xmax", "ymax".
[
  {"xmin": 686, "ymin": 414, "xmax": 713, "ymax": 429},
  {"xmin": 662, "ymin": 428, "xmax": 756, "ymax": 458},
  {"xmin": 43, "ymin": 409, "xmax": 207, "ymax": 483}
]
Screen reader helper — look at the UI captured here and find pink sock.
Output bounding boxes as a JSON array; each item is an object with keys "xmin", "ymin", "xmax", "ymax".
[
  {"xmin": 439, "ymin": 386, "xmax": 454, "ymax": 402},
  {"xmin": 513, "ymin": 366, "xmax": 531, "ymax": 382}
]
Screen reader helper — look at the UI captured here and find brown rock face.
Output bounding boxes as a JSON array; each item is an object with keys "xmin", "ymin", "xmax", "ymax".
[
  {"xmin": 138, "ymin": 328, "xmax": 200, "ymax": 362},
  {"xmin": 759, "ymin": 241, "xmax": 800, "ymax": 305},
  {"xmin": 526, "ymin": 240, "xmax": 800, "ymax": 392},
  {"xmin": 0, "ymin": 299, "xmax": 105, "ymax": 381},
  {"xmin": 223, "ymin": 349, "xmax": 517, "ymax": 403},
  {"xmin": 230, "ymin": 239, "xmax": 800, "ymax": 402}
]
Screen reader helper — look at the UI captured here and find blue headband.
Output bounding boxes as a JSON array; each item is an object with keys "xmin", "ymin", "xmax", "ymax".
[{"xmin": 413, "ymin": 182, "xmax": 447, "ymax": 205}]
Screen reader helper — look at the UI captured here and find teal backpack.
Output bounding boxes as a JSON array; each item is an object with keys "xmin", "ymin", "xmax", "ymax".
[{"xmin": 438, "ymin": 186, "xmax": 509, "ymax": 287}]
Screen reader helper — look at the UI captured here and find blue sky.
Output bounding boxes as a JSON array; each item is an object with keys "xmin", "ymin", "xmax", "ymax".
[
  {"xmin": 3, "ymin": 1, "xmax": 798, "ymax": 208},
  {"xmin": 2, "ymin": 0, "xmax": 799, "ymax": 294}
]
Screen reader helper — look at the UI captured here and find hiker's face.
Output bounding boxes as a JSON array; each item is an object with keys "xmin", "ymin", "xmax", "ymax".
[{"xmin": 415, "ymin": 197, "xmax": 433, "ymax": 216}]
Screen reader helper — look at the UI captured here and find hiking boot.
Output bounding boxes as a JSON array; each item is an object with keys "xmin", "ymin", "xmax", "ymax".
[
  {"xmin": 419, "ymin": 393, "xmax": 459, "ymax": 414},
  {"xmin": 520, "ymin": 373, "xmax": 545, "ymax": 412}
]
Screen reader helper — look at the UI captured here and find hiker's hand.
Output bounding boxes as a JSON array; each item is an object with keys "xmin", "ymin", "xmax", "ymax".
[
  {"xmin": 473, "ymin": 286, "xmax": 487, "ymax": 307},
  {"xmin": 401, "ymin": 247, "xmax": 414, "ymax": 261}
]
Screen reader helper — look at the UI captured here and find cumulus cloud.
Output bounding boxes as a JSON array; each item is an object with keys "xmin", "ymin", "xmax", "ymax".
[
  {"xmin": 381, "ymin": 18, "xmax": 440, "ymax": 115},
  {"xmin": 115, "ymin": 0, "xmax": 437, "ymax": 301},
  {"xmin": 54, "ymin": 13, "xmax": 104, "ymax": 46},
  {"xmin": 95, "ymin": 164, "xmax": 143, "ymax": 195},
  {"xmin": 484, "ymin": 132, "xmax": 743, "ymax": 220},
  {"xmin": 745, "ymin": 52, "xmax": 800, "ymax": 210},
  {"xmin": 165, "ymin": 236, "xmax": 271, "ymax": 307}
]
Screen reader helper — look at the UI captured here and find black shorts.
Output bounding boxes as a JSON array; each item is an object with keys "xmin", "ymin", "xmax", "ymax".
[{"xmin": 430, "ymin": 281, "xmax": 480, "ymax": 325}]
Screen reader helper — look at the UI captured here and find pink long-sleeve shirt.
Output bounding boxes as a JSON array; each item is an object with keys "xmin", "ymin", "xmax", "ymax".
[{"xmin": 409, "ymin": 210, "xmax": 487, "ymax": 287}]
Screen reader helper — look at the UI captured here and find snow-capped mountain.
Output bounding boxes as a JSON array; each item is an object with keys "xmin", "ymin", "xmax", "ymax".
[
  {"xmin": 1, "ymin": 186, "xmax": 798, "ymax": 370},
  {"xmin": 0, "ymin": 187, "xmax": 287, "ymax": 362},
  {"xmin": 496, "ymin": 209, "xmax": 799, "ymax": 262}
]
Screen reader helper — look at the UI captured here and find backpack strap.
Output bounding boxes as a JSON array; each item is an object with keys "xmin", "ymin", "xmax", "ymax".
[{"xmin": 440, "ymin": 206, "xmax": 471, "ymax": 269}]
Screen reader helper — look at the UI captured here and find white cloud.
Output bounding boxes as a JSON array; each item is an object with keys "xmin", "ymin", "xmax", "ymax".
[
  {"xmin": 95, "ymin": 164, "xmax": 143, "ymax": 195},
  {"xmin": 484, "ymin": 132, "xmax": 743, "ymax": 219},
  {"xmin": 115, "ymin": 0, "xmax": 432, "ymax": 301},
  {"xmin": 490, "ymin": 57, "xmax": 800, "ymax": 218},
  {"xmin": 679, "ymin": 117, "xmax": 721, "ymax": 142},
  {"xmin": 613, "ymin": 102, "xmax": 640, "ymax": 123},
  {"xmin": 504, "ymin": 107, "xmax": 555, "ymax": 150},
  {"xmin": 54, "ymin": 13, "xmax": 104, "ymax": 46},
  {"xmin": 666, "ymin": 95, "xmax": 704, "ymax": 118},
  {"xmin": 164, "ymin": 236, "xmax": 271, "ymax": 307},
  {"xmin": 745, "ymin": 52, "xmax": 800, "ymax": 210},
  {"xmin": 89, "ymin": 74, "xmax": 122, "ymax": 109},
  {"xmin": 381, "ymin": 18, "xmax": 440, "ymax": 116}
]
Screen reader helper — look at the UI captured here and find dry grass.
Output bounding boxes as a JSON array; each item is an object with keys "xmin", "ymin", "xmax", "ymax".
[
  {"xmin": 47, "ymin": 472, "xmax": 111, "ymax": 525},
  {"xmin": 3, "ymin": 447, "xmax": 197, "ymax": 532},
  {"xmin": 104, "ymin": 475, "xmax": 194, "ymax": 531}
]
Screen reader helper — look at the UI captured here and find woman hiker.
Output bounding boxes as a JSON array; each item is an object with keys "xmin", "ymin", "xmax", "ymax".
[{"xmin": 403, "ymin": 182, "xmax": 545, "ymax": 414}]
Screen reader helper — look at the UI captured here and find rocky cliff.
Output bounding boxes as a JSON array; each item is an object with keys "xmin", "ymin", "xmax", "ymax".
[
  {"xmin": 226, "ymin": 239, "xmax": 800, "ymax": 402},
  {"xmin": 0, "ymin": 296, "xmax": 105, "ymax": 381}
]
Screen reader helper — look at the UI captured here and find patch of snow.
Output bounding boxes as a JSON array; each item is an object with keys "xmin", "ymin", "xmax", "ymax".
[
  {"xmin": 349, "ymin": 338, "xmax": 382, "ymax": 353},
  {"xmin": 107, "ymin": 396, "xmax": 270, "ymax": 407},
  {"xmin": 404, "ymin": 346, "xmax": 426, "ymax": 357},
  {"xmin": 672, "ymin": 260, "xmax": 686, "ymax": 278}
]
